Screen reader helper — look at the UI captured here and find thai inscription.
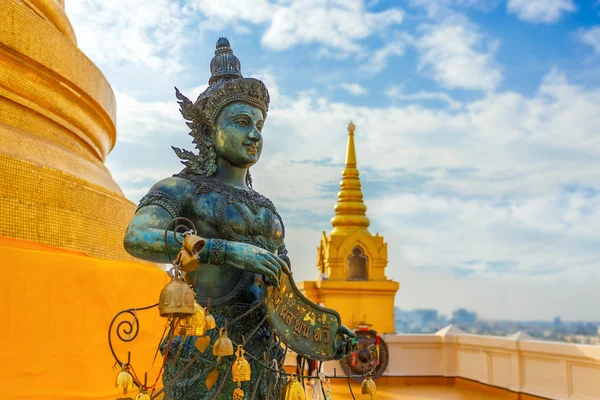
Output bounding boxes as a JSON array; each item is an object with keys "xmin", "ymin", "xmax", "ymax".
[
  {"xmin": 265, "ymin": 271, "xmax": 344, "ymax": 361},
  {"xmin": 276, "ymin": 306, "xmax": 331, "ymax": 343}
]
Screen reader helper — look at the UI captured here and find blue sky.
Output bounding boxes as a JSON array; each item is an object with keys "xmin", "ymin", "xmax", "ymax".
[{"xmin": 67, "ymin": 0, "xmax": 600, "ymax": 321}]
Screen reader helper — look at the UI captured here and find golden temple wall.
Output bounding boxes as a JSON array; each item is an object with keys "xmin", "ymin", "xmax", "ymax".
[{"xmin": 0, "ymin": 0, "xmax": 138, "ymax": 260}]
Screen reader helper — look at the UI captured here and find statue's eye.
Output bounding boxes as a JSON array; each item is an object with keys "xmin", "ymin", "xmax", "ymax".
[{"xmin": 237, "ymin": 120, "xmax": 248, "ymax": 126}]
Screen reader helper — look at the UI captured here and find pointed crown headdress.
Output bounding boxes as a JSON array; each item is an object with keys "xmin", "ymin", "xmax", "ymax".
[{"xmin": 173, "ymin": 37, "xmax": 270, "ymax": 176}]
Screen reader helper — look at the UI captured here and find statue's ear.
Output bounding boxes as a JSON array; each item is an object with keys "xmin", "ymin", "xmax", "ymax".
[{"xmin": 198, "ymin": 122, "xmax": 214, "ymax": 145}]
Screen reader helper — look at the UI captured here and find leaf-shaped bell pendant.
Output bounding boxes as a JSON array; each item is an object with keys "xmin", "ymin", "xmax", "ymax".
[
  {"xmin": 360, "ymin": 375, "xmax": 376, "ymax": 398},
  {"xmin": 115, "ymin": 365, "xmax": 134, "ymax": 391},
  {"xmin": 158, "ymin": 272, "xmax": 195, "ymax": 318},
  {"xmin": 232, "ymin": 345, "xmax": 251, "ymax": 383},
  {"xmin": 282, "ymin": 374, "xmax": 306, "ymax": 400},
  {"xmin": 213, "ymin": 327, "xmax": 234, "ymax": 362},
  {"xmin": 135, "ymin": 390, "xmax": 151, "ymax": 400},
  {"xmin": 176, "ymin": 302, "xmax": 206, "ymax": 336}
]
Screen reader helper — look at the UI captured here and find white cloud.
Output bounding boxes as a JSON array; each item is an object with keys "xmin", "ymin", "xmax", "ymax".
[
  {"xmin": 507, "ymin": 0, "xmax": 576, "ymax": 24},
  {"xmin": 67, "ymin": 0, "xmax": 405, "ymax": 71},
  {"xmin": 577, "ymin": 26, "xmax": 600, "ymax": 54},
  {"xmin": 262, "ymin": 0, "xmax": 404, "ymax": 52},
  {"xmin": 409, "ymin": 0, "xmax": 500, "ymax": 18},
  {"xmin": 67, "ymin": 0, "xmax": 190, "ymax": 72},
  {"xmin": 189, "ymin": 0, "xmax": 272, "ymax": 27},
  {"xmin": 359, "ymin": 35, "xmax": 412, "ymax": 73},
  {"xmin": 341, "ymin": 83, "xmax": 368, "ymax": 96},
  {"xmin": 385, "ymin": 85, "xmax": 462, "ymax": 109},
  {"xmin": 415, "ymin": 19, "xmax": 502, "ymax": 92},
  {"xmin": 113, "ymin": 91, "xmax": 181, "ymax": 144}
]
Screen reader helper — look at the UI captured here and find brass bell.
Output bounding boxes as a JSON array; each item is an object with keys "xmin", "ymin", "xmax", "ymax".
[
  {"xmin": 205, "ymin": 311, "xmax": 216, "ymax": 331},
  {"xmin": 176, "ymin": 302, "xmax": 206, "ymax": 336},
  {"xmin": 213, "ymin": 327, "xmax": 234, "ymax": 361},
  {"xmin": 176, "ymin": 247, "xmax": 199, "ymax": 273},
  {"xmin": 184, "ymin": 234, "xmax": 206, "ymax": 255},
  {"xmin": 232, "ymin": 345, "xmax": 251, "ymax": 383},
  {"xmin": 233, "ymin": 387, "xmax": 245, "ymax": 400},
  {"xmin": 360, "ymin": 375, "xmax": 376, "ymax": 398},
  {"xmin": 158, "ymin": 273, "xmax": 195, "ymax": 318},
  {"xmin": 205, "ymin": 298, "xmax": 216, "ymax": 331},
  {"xmin": 282, "ymin": 375, "xmax": 306, "ymax": 400},
  {"xmin": 135, "ymin": 390, "xmax": 151, "ymax": 400},
  {"xmin": 115, "ymin": 366, "xmax": 134, "ymax": 391},
  {"xmin": 177, "ymin": 234, "xmax": 205, "ymax": 272}
]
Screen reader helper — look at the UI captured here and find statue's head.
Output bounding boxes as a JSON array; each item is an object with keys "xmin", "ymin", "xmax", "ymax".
[{"xmin": 173, "ymin": 38, "xmax": 270, "ymax": 185}]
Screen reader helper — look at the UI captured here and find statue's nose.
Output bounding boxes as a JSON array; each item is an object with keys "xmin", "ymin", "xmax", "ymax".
[{"xmin": 248, "ymin": 128, "xmax": 261, "ymax": 141}]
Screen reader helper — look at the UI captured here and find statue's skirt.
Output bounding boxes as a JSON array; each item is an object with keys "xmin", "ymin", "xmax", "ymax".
[{"xmin": 160, "ymin": 303, "xmax": 286, "ymax": 400}]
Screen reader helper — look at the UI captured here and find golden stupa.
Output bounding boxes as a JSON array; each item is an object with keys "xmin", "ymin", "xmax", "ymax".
[
  {"xmin": 0, "ymin": 1, "xmax": 167, "ymax": 398},
  {"xmin": 300, "ymin": 122, "xmax": 399, "ymax": 334}
]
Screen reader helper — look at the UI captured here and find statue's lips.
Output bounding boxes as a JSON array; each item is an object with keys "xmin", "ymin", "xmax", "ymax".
[{"xmin": 245, "ymin": 144, "xmax": 258, "ymax": 155}]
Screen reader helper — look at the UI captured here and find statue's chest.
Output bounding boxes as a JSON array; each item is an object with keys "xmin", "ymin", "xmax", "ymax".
[{"xmin": 192, "ymin": 193, "xmax": 284, "ymax": 251}]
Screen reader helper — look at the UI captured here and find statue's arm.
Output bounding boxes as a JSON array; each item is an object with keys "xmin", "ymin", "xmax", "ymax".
[
  {"xmin": 124, "ymin": 178, "xmax": 290, "ymax": 283},
  {"xmin": 123, "ymin": 177, "xmax": 191, "ymax": 263}
]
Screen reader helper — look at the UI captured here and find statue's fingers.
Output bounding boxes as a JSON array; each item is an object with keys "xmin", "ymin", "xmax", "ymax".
[
  {"xmin": 341, "ymin": 325, "xmax": 356, "ymax": 338},
  {"xmin": 347, "ymin": 340, "xmax": 355, "ymax": 355},
  {"xmin": 260, "ymin": 263, "xmax": 279, "ymax": 288},
  {"xmin": 266, "ymin": 253, "xmax": 290, "ymax": 275},
  {"xmin": 260, "ymin": 257, "xmax": 279, "ymax": 275}
]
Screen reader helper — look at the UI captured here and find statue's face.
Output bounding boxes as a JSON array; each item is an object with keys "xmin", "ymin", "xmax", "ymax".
[{"xmin": 213, "ymin": 102, "xmax": 264, "ymax": 168}]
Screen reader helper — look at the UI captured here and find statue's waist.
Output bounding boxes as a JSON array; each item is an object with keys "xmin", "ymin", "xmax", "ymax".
[{"xmin": 192, "ymin": 265, "xmax": 263, "ymax": 307}]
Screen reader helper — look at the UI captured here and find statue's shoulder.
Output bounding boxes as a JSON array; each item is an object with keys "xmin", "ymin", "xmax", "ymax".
[
  {"xmin": 149, "ymin": 175, "xmax": 195, "ymax": 198},
  {"xmin": 136, "ymin": 176, "xmax": 195, "ymax": 219}
]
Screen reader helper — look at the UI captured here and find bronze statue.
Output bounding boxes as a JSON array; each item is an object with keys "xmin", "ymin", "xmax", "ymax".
[{"xmin": 124, "ymin": 37, "xmax": 352, "ymax": 400}]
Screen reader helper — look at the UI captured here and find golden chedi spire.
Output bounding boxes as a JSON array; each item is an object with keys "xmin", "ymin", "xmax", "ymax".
[
  {"xmin": 300, "ymin": 121, "xmax": 399, "ymax": 333},
  {"xmin": 330, "ymin": 121, "xmax": 370, "ymax": 235}
]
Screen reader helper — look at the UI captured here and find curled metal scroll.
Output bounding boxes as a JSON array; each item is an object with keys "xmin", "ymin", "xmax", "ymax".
[{"xmin": 108, "ymin": 303, "xmax": 159, "ymax": 368}]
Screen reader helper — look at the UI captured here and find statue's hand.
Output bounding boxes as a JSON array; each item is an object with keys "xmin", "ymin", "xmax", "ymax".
[
  {"xmin": 225, "ymin": 241, "xmax": 290, "ymax": 288},
  {"xmin": 336, "ymin": 325, "xmax": 358, "ymax": 359}
]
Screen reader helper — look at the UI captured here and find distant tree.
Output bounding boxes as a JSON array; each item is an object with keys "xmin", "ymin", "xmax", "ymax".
[
  {"xmin": 415, "ymin": 309, "xmax": 438, "ymax": 325},
  {"xmin": 451, "ymin": 308, "xmax": 478, "ymax": 325}
]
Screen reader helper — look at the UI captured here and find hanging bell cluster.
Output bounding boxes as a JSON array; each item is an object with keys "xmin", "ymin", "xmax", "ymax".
[
  {"xmin": 360, "ymin": 375, "xmax": 376, "ymax": 399},
  {"xmin": 282, "ymin": 374, "xmax": 306, "ymax": 400},
  {"xmin": 159, "ymin": 232, "xmax": 207, "ymax": 318},
  {"xmin": 232, "ymin": 345, "xmax": 251, "ymax": 383},
  {"xmin": 231, "ymin": 345, "xmax": 251, "ymax": 399}
]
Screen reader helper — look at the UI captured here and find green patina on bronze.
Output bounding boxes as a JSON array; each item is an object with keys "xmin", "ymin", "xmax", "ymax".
[{"xmin": 123, "ymin": 37, "xmax": 353, "ymax": 400}]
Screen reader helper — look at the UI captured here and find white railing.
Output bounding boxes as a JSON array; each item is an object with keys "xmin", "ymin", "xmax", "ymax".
[
  {"xmin": 382, "ymin": 326, "xmax": 600, "ymax": 400},
  {"xmin": 287, "ymin": 326, "xmax": 600, "ymax": 399}
]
